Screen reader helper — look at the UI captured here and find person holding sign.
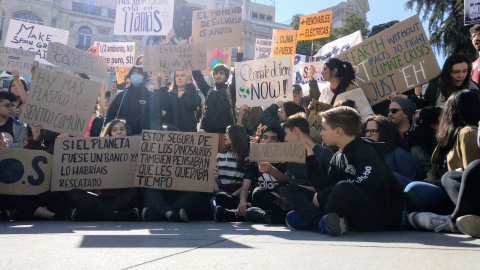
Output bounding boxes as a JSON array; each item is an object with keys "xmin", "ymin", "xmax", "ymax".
[
  {"xmin": 313, "ymin": 58, "xmax": 374, "ymax": 121},
  {"xmin": 8, "ymin": 70, "xmax": 28, "ymax": 119},
  {"xmin": 260, "ymin": 101, "xmax": 305, "ymax": 139},
  {"xmin": 0, "ymin": 92, "xmax": 28, "ymax": 148},
  {"xmin": 106, "ymin": 66, "xmax": 168, "ymax": 135},
  {"xmin": 68, "ymin": 119, "xmax": 141, "ymax": 221},
  {"xmin": 158, "ymin": 70, "xmax": 202, "ymax": 132},
  {"xmin": 192, "ymin": 33, "xmax": 246, "ymax": 150}
]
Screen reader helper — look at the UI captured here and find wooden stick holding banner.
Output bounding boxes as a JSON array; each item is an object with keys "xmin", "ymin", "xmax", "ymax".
[
  {"xmin": 249, "ymin": 141, "xmax": 305, "ymax": 163},
  {"xmin": 134, "ymin": 130, "xmax": 219, "ymax": 193}
]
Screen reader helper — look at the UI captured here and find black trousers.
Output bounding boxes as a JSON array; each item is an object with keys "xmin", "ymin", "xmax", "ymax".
[
  {"xmin": 285, "ymin": 181, "xmax": 389, "ymax": 232},
  {"xmin": 251, "ymin": 187, "xmax": 288, "ymax": 224},
  {"xmin": 441, "ymin": 159, "xmax": 480, "ymax": 221},
  {"xmin": 141, "ymin": 188, "xmax": 210, "ymax": 221}
]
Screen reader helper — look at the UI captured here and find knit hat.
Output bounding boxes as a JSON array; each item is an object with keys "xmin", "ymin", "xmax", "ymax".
[
  {"xmin": 292, "ymin": 84, "xmax": 302, "ymax": 94},
  {"xmin": 392, "ymin": 98, "xmax": 417, "ymax": 120}
]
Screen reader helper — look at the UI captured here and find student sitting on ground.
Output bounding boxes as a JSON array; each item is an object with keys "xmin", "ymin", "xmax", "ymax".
[{"xmin": 285, "ymin": 106, "xmax": 404, "ymax": 236}]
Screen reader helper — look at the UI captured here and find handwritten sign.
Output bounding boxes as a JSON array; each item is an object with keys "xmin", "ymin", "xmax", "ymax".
[
  {"xmin": 46, "ymin": 42, "xmax": 107, "ymax": 77},
  {"xmin": 0, "ymin": 46, "xmax": 36, "ymax": 74},
  {"xmin": 204, "ymin": 47, "xmax": 232, "ymax": 73},
  {"xmin": 271, "ymin": 30, "xmax": 298, "ymax": 66},
  {"xmin": 114, "ymin": 0, "xmax": 174, "ymax": 35},
  {"xmin": 192, "ymin": 6, "xmax": 243, "ymax": 48},
  {"xmin": 0, "ymin": 148, "xmax": 52, "ymax": 195},
  {"xmin": 249, "ymin": 141, "xmax": 305, "ymax": 163},
  {"xmin": 298, "ymin": 11, "xmax": 332, "ymax": 41},
  {"xmin": 95, "ymin": 42, "xmax": 135, "ymax": 67},
  {"xmin": 465, "ymin": 0, "xmax": 480, "ymax": 25},
  {"xmin": 254, "ymin": 38, "xmax": 272, "ymax": 59},
  {"xmin": 134, "ymin": 130, "xmax": 219, "ymax": 193},
  {"xmin": 336, "ymin": 15, "xmax": 440, "ymax": 105},
  {"xmin": 300, "ymin": 61, "xmax": 324, "ymax": 83},
  {"xmin": 116, "ymin": 67, "xmax": 132, "ymax": 85},
  {"xmin": 143, "ymin": 44, "xmax": 207, "ymax": 72},
  {"xmin": 4, "ymin": 19, "xmax": 69, "ymax": 65},
  {"xmin": 51, "ymin": 136, "xmax": 140, "ymax": 191},
  {"xmin": 19, "ymin": 68, "xmax": 101, "ymax": 137},
  {"xmin": 235, "ymin": 56, "xmax": 292, "ymax": 107},
  {"xmin": 308, "ymin": 101, "xmax": 333, "ymax": 144}
]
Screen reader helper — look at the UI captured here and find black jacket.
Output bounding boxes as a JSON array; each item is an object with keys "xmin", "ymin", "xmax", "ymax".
[{"xmin": 162, "ymin": 83, "xmax": 201, "ymax": 132}]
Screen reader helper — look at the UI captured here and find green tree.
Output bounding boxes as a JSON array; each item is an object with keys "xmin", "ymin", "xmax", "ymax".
[
  {"xmin": 405, "ymin": 0, "xmax": 476, "ymax": 60},
  {"xmin": 368, "ymin": 20, "xmax": 399, "ymax": 38},
  {"xmin": 292, "ymin": 13, "xmax": 368, "ymax": 56}
]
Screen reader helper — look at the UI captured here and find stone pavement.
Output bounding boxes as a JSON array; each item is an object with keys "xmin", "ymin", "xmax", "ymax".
[{"xmin": 0, "ymin": 221, "xmax": 479, "ymax": 270}]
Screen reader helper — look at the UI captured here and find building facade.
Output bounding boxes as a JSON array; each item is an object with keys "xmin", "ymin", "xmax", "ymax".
[{"xmin": 320, "ymin": 0, "xmax": 370, "ymax": 28}]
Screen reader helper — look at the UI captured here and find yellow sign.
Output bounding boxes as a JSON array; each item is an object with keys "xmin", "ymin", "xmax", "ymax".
[
  {"xmin": 298, "ymin": 11, "xmax": 332, "ymax": 41},
  {"xmin": 271, "ymin": 30, "xmax": 298, "ymax": 65},
  {"xmin": 116, "ymin": 67, "xmax": 131, "ymax": 85}
]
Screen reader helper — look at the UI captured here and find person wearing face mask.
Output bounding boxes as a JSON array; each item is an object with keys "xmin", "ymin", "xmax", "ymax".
[{"xmin": 105, "ymin": 66, "xmax": 169, "ymax": 135}]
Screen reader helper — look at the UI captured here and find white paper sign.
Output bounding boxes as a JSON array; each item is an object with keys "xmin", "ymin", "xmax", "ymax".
[
  {"xmin": 314, "ymin": 30, "xmax": 363, "ymax": 60},
  {"xmin": 95, "ymin": 42, "xmax": 136, "ymax": 67},
  {"xmin": 0, "ymin": 46, "xmax": 36, "ymax": 74},
  {"xmin": 4, "ymin": 19, "xmax": 69, "ymax": 65},
  {"xmin": 114, "ymin": 0, "xmax": 175, "ymax": 36},
  {"xmin": 254, "ymin": 38, "xmax": 272, "ymax": 59},
  {"xmin": 46, "ymin": 42, "xmax": 108, "ymax": 77},
  {"xmin": 235, "ymin": 55, "xmax": 292, "ymax": 107}
]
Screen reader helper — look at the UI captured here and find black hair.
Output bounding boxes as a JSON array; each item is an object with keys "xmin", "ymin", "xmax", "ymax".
[
  {"xmin": 411, "ymin": 106, "xmax": 442, "ymax": 156},
  {"xmin": 283, "ymin": 101, "xmax": 306, "ymax": 118},
  {"xmin": 223, "ymin": 125, "xmax": 249, "ymax": 169},
  {"xmin": 470, "ymin": 24, "xmax": 480, "ymax": 34},
  {"xmin": 101, "ymin": 119, "xmax": 132, "ymax": 137},
  {"xmin": 438, "ymin": 54, "xmax": 472, "ymax": 101},
  {"xmin": 8, "ymin": 78, "xmax": 27, "ymax": 107},
  {"xmin": 212, "ymin": 64, "xmax": 230, "ymax": 79},
  {"xmin": 261, "ymin": 123, "xmax": 284, "ymax": 142},
  {"xmin": 324, "ymin": 58, "xmax": 356, "ymax": 94},
  {"xmin": 283, "ymin": 115, "xmax": 310, "ymax": 135},
  {"xmin": 333, "ymin": 99, "xmax": 356, "ymax": 108},
  {"xmin": 135, "ymin": 55, "xmax": 144, "ymax": 65},
  {"xmin": 0, "ymin": 91, "xmax": 17, "ymax": 103},
  {"xmin": 359, "ymin": 115, "xmax": 405, "ymax": 153},
  {"xmin": 127, "ymin": 66, "xmax": 149, "ymax": 85}
]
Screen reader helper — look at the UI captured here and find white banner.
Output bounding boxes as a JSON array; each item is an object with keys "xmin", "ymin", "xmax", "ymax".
[
  {"xmin": 95, "ymin": 42, "xmax": 136, "ymax": 67},
  {"xmin": 114, "ymin": 0, "xmax": 175, "ymax": 36},
  {"xmin": 235, "ymin": 55, "xmax": 292, "ymax": 107},
  {"xmin": 315, "ymin": 30, "xmax": 363, "ymax": 60},
  {"xmin": 465, "ymin": 0, "xmax": 480, "ymax": 25},
  {"xmin": 4, "ymin": 19, "xmax": 69, "ymax": 65},
  {"xmin": 254, "ymin": 38, "xmax": 272, "ymax": 59}
]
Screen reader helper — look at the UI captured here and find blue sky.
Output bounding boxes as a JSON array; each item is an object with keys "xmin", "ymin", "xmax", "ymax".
[{"xmin": 274, "ymin": 0, "xmax": 447, "ymax": 65}]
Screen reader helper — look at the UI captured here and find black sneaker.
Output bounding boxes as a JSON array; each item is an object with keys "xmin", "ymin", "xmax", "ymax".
[
  {"xmin": 214, "ymin": 205, "xmax": 237, "ymax": 222},
  {"xmin": 141, "ymin": 207, "xmax": 159, "ymax": 222},
  {"xmin": 168, "ymin": 209, "xmax": 189, "ymax": 222},
  {"xmin": 120, "ymin": 208, "xmax": 140, "ymax": 221},
  {"xmin": 0, "ymin": 210, "xmax": 11, "ymax": 221},
  {"xmin": 244, "ymin": 207, "xmax": 273, "ymax": 224}
]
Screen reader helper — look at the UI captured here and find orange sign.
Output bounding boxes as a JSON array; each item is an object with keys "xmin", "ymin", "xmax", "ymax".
[
  {"xmin": 271, "ymin": 30, "xmax": 298, "ymax": 66},
  {"xmin": 116, "ymin": 67, "xmax": 131, "ymax": 85},
  {"xmin": 298, "ymin": 11, "xmax": 332, "ymax": 41},
  {"xmin": 87, "ymin": 46, "xmax": 99, "ymax": 55}
]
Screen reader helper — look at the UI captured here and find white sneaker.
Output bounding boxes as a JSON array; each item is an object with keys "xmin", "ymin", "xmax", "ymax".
[
  {"xmin": 409, "ymin": 212, "xmax": 459, "ymax": 233},
  {"xmin": 456, "ymin": 215, "xmax": 480, "ymax": 238}
]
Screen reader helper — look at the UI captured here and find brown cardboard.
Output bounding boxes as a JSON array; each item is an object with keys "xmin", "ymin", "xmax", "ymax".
[
  {"xmin": 0, "ymin": 46, "xmax": 36, "ymax": 74},
  {"xmin": 335, "ymin": 15, "xmax": 441, "ymax": 106},
  {"xmin": 308, "ymin": 101, "xmax": 332, "ymax": 144},
  {"xmin": 51, "ymin": 136, "xmax": 140, "ymax": 191},
  {"xmin": 0, "ymin": 148, "xmax": 52, "ymax": 195},
  {"xmin": 143, "ymin": 44, "xmax": 208, "ymax": 72},
  {"xmin": 249, "ymin": 141, "xmax": 306, "ymax": 163},
  {"xmin": 46, "ymin": 42, "xmax": 108, "ymax": 77},
  {"xmin": 134, "ymin": 130, "xmax": 219, "ymax": 193},
  {"xmin": 19, "ymin": 68, "xmax": 102, "ymax": 137},
  {"xmin": 192, "ymin": 6, "xmax": 243, "ymax": 48}
]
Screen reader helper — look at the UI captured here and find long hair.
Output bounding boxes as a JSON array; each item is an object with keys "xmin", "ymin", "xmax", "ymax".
[
  {"xmin": 223, "ymin": 125, "xmax": 249, "ymax": 169},
  {"xmin": 324, "ymin": 58, "xmax": 356, "ymax": 94},
  {"xmin": 360, "ymin": 115, "xmax": 405, "ymax": 153},
  {"xmin": 438, "ymin": 54, "xmax": 472, "ymax": 102},
  {"xmin": 8, "ymin": 77, "xmax": 28, "ymax": 107},
  {"xmin": 436, "ymin": 90, "xmax": 480, "ymax": 151},
  {"xmin": 411, "ymin": 106, "xmax": 442, "ymax": 156},
  {"xmin": 101, "ymin": 119, "xmax": 132, "ymax": 137}
]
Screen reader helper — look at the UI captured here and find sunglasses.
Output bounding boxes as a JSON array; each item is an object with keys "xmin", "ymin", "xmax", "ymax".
[
  {"xmin": 388, "ymin": 108, "xmax": 403, "ymax": 114},
  {"xmin": 365, "ymin": 129, "xmax": 378, "ymax": 135}
]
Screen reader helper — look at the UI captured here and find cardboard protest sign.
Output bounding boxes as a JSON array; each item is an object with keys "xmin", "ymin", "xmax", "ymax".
[
  {"xmin": 143, "ymin": 44, "xmax": 207, "ymax": 72},
  {"xmin": 249, "ymin": 141, "xmax": 305, "ymax": 163},
  {"xmin": 19, "ymin": 68, "xmax": 101, "ymax": 137},
  {"xmin": 465, "ymin": 0, "xmax": 480, "ymax": 25},
  {"xmin": 0, "ymin": 148, "xmax": 52, "ymax": 195},
  {"xmin": 298, "ymin": 11, "xmax": 332, "ymax": 41},
  {"xmin": 308, "ymin": 101, "xmax": 332, "ymax": 144},
  {"xmin": 46, "ymin": 42, "xmax": 108, "ymax": 77},
  {"xmin": 314, "ymin": 30, "xmax": 363, "ymax": 60},
  {"xmin": 134, "ymin": 130, "xmax": 219, "ymax": 193},
  {"xmin": 4, "ymin": 19, "xmax": 69, "ymax": 65},
  {"xmin": 114, "ymin": 0, "xmax": 174, "ymax": 35},
  {"xmin": 235, "ymin": 55, "xmax": 292, "ymax": 107},
  {"xmin": 51, "ymin": 136, "xmax": 140, "ymax": 191},
  {"xmin": 336, "ymin": 15, "xmax": 441, "ymax": 106},
  {"xmin": 0, "ymin": 46, "xmax": 36, "ymax": 74},
  {"xmin": 96, "ymin": 42, "xmax": 135, "ymax": 67},
  {"xmin": 116, "ymin": 67, "xmax": 132, "ymax": 85},
  {"xmin": 192, "ymin": 6, "xmax": 243, "ymax": 48},
  {"xmin": 204, "ymin": 47, "xmax": 232, "ymax": 74},
  {"xmin": 255, "ymin": 38, "xmax": 272, "ymax": 59},
  {"xmin": 271, "ymin": 30, "xmax": 298, "ymax": 66}
]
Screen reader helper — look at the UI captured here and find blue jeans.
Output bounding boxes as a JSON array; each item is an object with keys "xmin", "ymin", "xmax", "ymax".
[{"xmin": 404, "ymin": 181, "xmax": 455, "ymax": 215}]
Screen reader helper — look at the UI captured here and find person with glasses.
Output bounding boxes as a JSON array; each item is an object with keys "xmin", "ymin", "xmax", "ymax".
[
  {"xmin": 388, "ymin": 98, "xmax": 417, "ymax": 149},
  {"xmin": 0, "ymin": 92, "xmax": 27, "ymax": 148},
  {"xmin": 360, "ymin": 115, "xmax": 416, "ymax": 186}
]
